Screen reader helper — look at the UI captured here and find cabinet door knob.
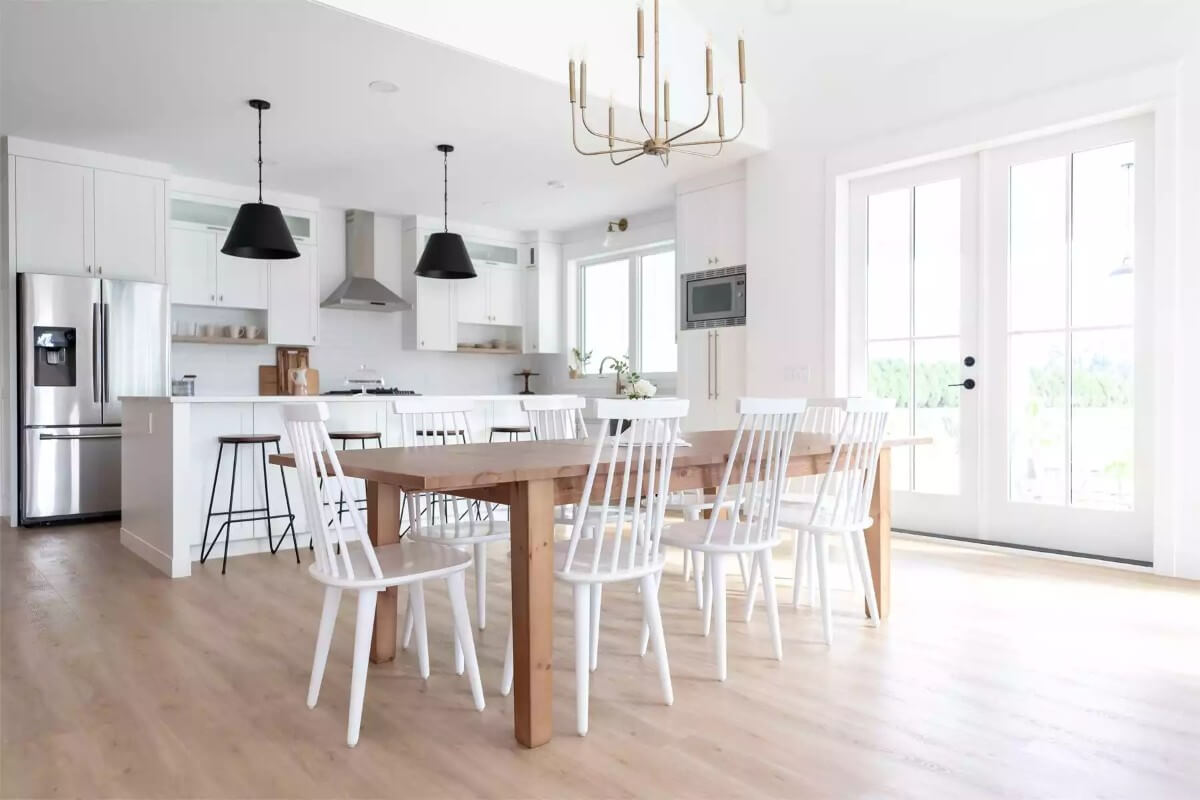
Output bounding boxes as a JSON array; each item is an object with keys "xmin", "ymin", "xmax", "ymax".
[
  {"xmin": 86, "ymin": 265, "xmax": 93, "ymax": 273},
  {"xmin": 210, "ymin": 294, "xmax": 215, "ymax": 301},
  {"xmin": 97, "ymin": 266, "xmax": 103, "ymax": 274},
  {"xmin": 219, "ymin": 295, "xmax": 223, "ymax": 302}
]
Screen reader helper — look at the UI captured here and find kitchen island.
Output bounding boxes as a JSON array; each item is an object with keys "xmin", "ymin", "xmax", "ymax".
[{"xmin": 119, "ymin": 394, "xmax": 561, "ymax": 577}]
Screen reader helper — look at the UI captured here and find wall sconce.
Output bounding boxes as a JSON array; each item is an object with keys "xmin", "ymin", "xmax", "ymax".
[{"xmin": 603, "ymin": 217, "xmax": 629, "ymax": 248}]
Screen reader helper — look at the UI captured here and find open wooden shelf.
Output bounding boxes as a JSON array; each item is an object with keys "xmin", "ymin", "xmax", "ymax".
[
  {"xmin": 172, "ymin": 335, "xmax": 268, "ymax": 346},
  {"xmin": 457, "ymin": 345, "xmax": 522, "ymax": 355}
]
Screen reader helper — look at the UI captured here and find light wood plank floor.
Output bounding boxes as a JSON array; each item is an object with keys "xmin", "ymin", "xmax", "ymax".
[{"xmin": 2, "ymin": 521, "xmax": 1199, "ymax": 799}]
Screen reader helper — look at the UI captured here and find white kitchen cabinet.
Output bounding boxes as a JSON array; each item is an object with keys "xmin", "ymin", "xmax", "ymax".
[
  {"xmin": 93, "ymin": 168, "xmax": 165, "ymax": 282},
  {"xmin": 12, "ymin": 157, "xmax": 93, "ymax": 275},
  {"xmin": 415, "ymin": 276, "xmax": 456, "ymax": 351},
  {"xmin": 12, "ymin": 156, "xmax": 167, "ymax": 282},
  {"xmin": 677, "ymin": 179, "xmax": 745, "ymax": 274},
  {"xmin": 677, "ymin": 326, "xmax": 746, "ymax": 431},
  {"xmin": 169, "ymin": 227, "xmax": 216, "ymax": 305},
  {"xmin": 523, "ymin": 240, "xmax": 562, "ymax": 354},
  {"xmin": 455, "ymin": 262, "xmax": 523, "ymax": 326},
  {"xmin": 268, "ymin": 244, "xmax": 319, "ymax": 345},
  {"xmin": 168, "ymin": 226, "xmax": 268, "ymax": 309}
]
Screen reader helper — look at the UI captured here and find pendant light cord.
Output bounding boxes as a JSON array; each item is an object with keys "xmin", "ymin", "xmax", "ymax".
[
  {"xmin": 442, "ymin": 149, "xmax": 449, "ymax": 233},
  {"xmin": 256, "ymin": 104, "xmax": 264, "ymax": 204}
]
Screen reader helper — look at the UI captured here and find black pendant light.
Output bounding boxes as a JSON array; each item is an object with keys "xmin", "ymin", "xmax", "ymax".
[
  {"xmin": 415, "ymin": 144, "xmax": 476, "ymax": 279},
  {"xmin": 221, "ymin": 99, "xmax": 300, "ymax": 260}
]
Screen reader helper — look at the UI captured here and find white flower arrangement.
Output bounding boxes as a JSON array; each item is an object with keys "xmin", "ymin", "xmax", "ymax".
[{"xmin": 626, "ymin": 377, "xmax": 658, "ymax": 399}]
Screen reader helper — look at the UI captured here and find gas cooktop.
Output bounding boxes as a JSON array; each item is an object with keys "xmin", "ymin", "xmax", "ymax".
[{"xmin": 321, "ymin": 388, "xmax": 419, "ymax": 396}]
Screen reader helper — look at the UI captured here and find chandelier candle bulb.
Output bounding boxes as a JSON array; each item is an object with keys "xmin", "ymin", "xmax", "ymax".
[
  {"xmin": 738, "ymin": 37, "xmax": 746, "ymax": 83},
  {"xmin": 663, "ymin": 80, "xmax": 670, "ymax": 121},
  {"xmin": 717, "ymin": 94, "xmax": 725, "ymax": 137},
  {"xmin": 706, "ymin": 44, "xmax": 713, "ymax": 95},
  {"xmin": 637, "ymin": 4, "xmax": 644, "ymax": 58},
  {"xmin": 608, "ymin": 104, "xmax": 615, "ymax": 147},
  {"xmin": 580, "ymin": 61, "xmax": 587, "ymax": 108},
  {"xmin": 569, "ymin": 60, "xmax": 576, "ymax": 103}
]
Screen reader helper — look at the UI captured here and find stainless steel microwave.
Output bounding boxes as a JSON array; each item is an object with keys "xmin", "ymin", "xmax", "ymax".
[{"xmin": 680, "ymin": 265, "xmax": 746, "ymax": 329}]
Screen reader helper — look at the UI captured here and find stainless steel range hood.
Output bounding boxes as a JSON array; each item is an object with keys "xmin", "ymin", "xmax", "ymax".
[{"xmin": 321, "ymin": 209, "xmax": 412, "ymax": 312}]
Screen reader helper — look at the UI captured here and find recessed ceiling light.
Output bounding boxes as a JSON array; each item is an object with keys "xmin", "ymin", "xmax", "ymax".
[
  {"xmin": 547, "ymin": 180, "xmax": 566, "ymax": 189},
  {"xmin": 368, "ymin": 80, "xmax": 399, "ymax": 94}
]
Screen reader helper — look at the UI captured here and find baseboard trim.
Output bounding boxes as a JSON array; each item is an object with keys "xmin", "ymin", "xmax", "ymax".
[
  {"xmin": 120, "ymin": 527, "xmax": 188, "ymax": 578},
  {"xmin": 894, "ymin": 528, "xmax": 1153, "ymax": 570}
]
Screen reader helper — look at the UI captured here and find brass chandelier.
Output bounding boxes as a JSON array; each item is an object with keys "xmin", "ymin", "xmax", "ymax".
[{"xmin": 568, "ymin": 0, "xmax": 746, "ymax": 166}]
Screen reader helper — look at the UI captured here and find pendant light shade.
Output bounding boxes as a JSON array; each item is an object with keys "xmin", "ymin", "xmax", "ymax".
[
  {"xmin": 415, "ymin": 144, "xmax": 476, "ymax": 279},
  {"xmin": 221, "ymin": 99, "xmax": 299, "ymax": 260}
]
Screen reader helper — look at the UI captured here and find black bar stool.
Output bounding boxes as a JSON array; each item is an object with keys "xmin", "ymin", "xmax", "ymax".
[
  {"xmin": 488, "ymin": 424, "xmax": 533, "ymax": 442},
  {"xmin": 200, "ymin": 434, "xmax": 298, "ymax": 575},
  {"xmin": 326, "ymin": 431, "xmax": 384, "ymax": 524}
]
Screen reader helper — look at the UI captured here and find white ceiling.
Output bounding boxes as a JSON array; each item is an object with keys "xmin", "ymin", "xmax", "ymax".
[{"xmin": 1, "ymin": 0, "xmax": 1106, "ymax": 232}]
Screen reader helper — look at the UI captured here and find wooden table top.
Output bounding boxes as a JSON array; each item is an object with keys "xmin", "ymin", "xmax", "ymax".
[{"xmin": 269, "ymin": 431, "xmax": 932, "ymax": 492}]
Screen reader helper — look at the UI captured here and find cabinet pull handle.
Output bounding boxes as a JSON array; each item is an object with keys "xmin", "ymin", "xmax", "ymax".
[
  {"xmin": 97, "ymin": 266, "xmax": 103, "ymax": 275},
  {"xmin": 219, "ymin": 294, "xmax": 223, "ymax": 302},
  {"xmin": 87, "ymin": 265, "xmax": 93, "ymax": 273},
  {"xmin": 713, "ymin": 330, "xmax": 719, "ymax": 400}
]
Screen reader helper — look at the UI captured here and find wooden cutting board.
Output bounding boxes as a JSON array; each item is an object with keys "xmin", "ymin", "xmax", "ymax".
[
  {"xmin": 276, "ymin": 346, "xmax": 309, "ymax": 395},
  {"xmin": 259, "ymin": 365, "xmax": 319, "ymax": 396}
]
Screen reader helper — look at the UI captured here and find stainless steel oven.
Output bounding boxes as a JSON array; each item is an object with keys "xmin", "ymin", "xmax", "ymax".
[{"xmin": 680, "ymin": 265, "xmax": 746, "ymax": 329}]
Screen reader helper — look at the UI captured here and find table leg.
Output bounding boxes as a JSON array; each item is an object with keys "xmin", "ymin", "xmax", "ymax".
[
  {"xmin": 509, "ymin": 478, "xmax": 555, "ymax": 748},
  {"xmin": 865, "ymin": 448, "xmax": 892, "ymax": 620},
  {"xmin": 366, "ymin": 481, "xmax": 402, "ymax": 663}
]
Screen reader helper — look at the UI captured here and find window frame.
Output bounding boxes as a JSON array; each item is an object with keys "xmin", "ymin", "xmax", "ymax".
[{"xmin": 577, "ymin": 242, "xmax": 677, "ymax": 378}]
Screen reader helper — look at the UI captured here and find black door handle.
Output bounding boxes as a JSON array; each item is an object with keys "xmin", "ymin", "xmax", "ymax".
[{"xmin": 949, "ymin": 378, "xmax": 976, "ymax": 390}]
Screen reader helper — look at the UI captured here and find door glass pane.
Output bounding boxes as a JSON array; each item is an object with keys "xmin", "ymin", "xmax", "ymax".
[
  {"xmin": 868, "ymin": 340, "xmax": 912, "ymax": 491},
  {"xmin": 1071, "ymin": 142, "xmax": 1135, "ymax": 328},
  {"xmin": 867, "ymin": 189, "xmax": 910, "ymax": 340},
  {"xmin": 1071, "ymin": 329, "xmax": 1134, "ymax": 509},
  {"xmin": 1010, "ymin": 157, "xmax": 1067, "ymax": 331},
  {"xmin": 913, "ymin": 179, "xmax": 961, "ymax": 337},
  {"xmin": 913, "ymin": 337, "xmax": 960, "ymax": 494},
  {"xmin": 581, "ymin": 259, "xmax": 629, "ymax": 373},
  {"xmin": 639, "ymin": 251, "xmax": 677, "ymax": 373},
  {"xmin": 1009, "ymin": 332, "xmax": 1067, "ymax": 504}
]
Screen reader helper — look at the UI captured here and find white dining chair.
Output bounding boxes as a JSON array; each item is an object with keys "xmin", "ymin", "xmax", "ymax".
[
  {"xmin": 523, "ymin": 395, "xmax": 587, "ymax": 442},
  {"xmin": 660, "ymin": 398, "xmax": 807, "ymax": 680},
  {"xmin": 281, "ymin": 402, "xmax": 484, "ymax": 748},
  {"xmin": 391, "ymin": 397, "xmax": 508, "ymax": 632},
  {"xmin": 502, "ymin": 398, "xmax": 688, "ymax": 736},
  {"xmin": 771, "ymin": 397, "xmax": 893, "ymax": 645}
]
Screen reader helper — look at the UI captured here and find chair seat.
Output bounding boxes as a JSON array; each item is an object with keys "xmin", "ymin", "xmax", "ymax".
[
  {"xmin": 776, "ymin": 502, "xmax": 873, "ymax": 534},
  {"xmin": 661, "ymin": 519, "xmax": 779, "ymax": 554},
  {"xmin": 664, "ymin": 493, "xmax": 732, "ymax": 513},
  {"xmin": 218, "ymin": 433, "xmax": 281, "ymax": 444},
  {"xmin": 553, "ymin": 539, "xmax": 665, "ymax": 584},
  {"xmin": 410, "ymin": 520, "xmax": 511, "ymax": 545},
  {"xmin": 328, "ymin": 431, "xmax": 381, "ymax": 441},
  {"xmin": 310, "ymin": 539, "xmax": 471, "ymax": 589}
]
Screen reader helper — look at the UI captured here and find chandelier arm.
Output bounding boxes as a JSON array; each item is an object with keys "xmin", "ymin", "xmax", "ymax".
[
  {"xmin": 678, "ymin": 88, "xmax": 747, "ymax": 147},
  {"xmin": 665, "ymin": 95, "xmax": 712, "ymax": 144},
  {"xmin": 610, "ymin": 149, "xmax": 647, "ymax": 166},
  {"xmin": 671, "ymin": 143, "xmax": 724, "ymax": 158},
  {"xmin": 636, "ymin": 59, "xmax": 654, "ymax": 140},
  {"xmin": 580, "ymin": 103, "xmax": 644, "ymax": 146},
  {"xmin": 571, "ymin": 109, "xmax": 644, "ymax": 156}
]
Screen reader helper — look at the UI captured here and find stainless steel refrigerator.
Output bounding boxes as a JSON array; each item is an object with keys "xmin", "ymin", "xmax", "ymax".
[{"xmin": 17, "ymin": 272, "xmax": 168, "ymax": 525}]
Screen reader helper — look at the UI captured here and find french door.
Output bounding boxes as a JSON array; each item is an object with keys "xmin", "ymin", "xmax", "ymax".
[{"xmin": 849, "ymin": 116, "xmax": 1154, "ymax": 562}]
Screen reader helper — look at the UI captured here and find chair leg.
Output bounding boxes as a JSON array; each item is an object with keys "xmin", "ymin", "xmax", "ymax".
[
  {"xmin": 693, "ymin": 550, "xmax": 704, "ymax": 610},
  {"xmin": 410, "ymin": 581, "xmax": 430, "ymax": 679},
  {"xmin": 307, "ymin": 586, "xmax": 342, "ymax": 709},
  {"xmin": 852, "ymin": 529, "xmax": 880, "ymax": 626},
  {"xmin": 736, "ymin": 552, "xmax": 749, "ymax": 589},
  {"xmin": 712, "ymin": 554, "xmax": 728, "ymax": 681},
  {"xmin": 681, "ymin": 547, "xmax": 691, "ymax": 582},
  {"xmin": 842, "ymin": 530, "xmax": 859, "ymax": 592},
  {"xmin": 260, "ymin": 442, "xmax": 277, "ymax": 555},
  {"xmin": 275, "ymin": 441, "xmax": 299, "ymax": 562},
  {"xmin": 473, "ymin": 542, "xmax": 487, "ymax": 631},
  {"xmin": 200, "ymin": 442, "xmax": 224, "ymax": 562},
  {"xmin": 792, "ymin": 529, "xmax": 809, "ymax": 608},
  {"xmin": 744, "ymin": 551, "xmax": 760, "ymax": 624},
  {"xmin": 640, "ymin": 572, "xmax": 673, "ymax": 706},
  {"xmin": 574, "ymin": 583, "xmax": 591, "ymax": 736},
  {"xmin": 638, "ymin": 571, "xmax": 661, "ymax": 656},
  {"xmin": 759, "ymin": 550, "xmax": 783, "ymax": 661},
  {"xmin": 402, "ymin": 592, "xmax": 414, "ymax": 650},
  {"xmin": 454, "ymin": 629, "xmax": 465, "ymax": 676},
  {"xmin": 814, "ymin": 533, "xmax": 833, "ymax": 646},
  {"xmin": 220, "ymin": 444, "xmax": 239, "ymax": 575},
  {"xmin": 702, "ymin": 552, "xmax": 714, "ymax": 637},
  {"xmin": 446, "ymin": 570, "xmax": 486, "ymax": 711},
  {"xmin": 500, "ymin": 622, "xmax": 514, "ymax": 696},
  {"xmin": 346, "ymin": 589, "xmax": 378, "ymax": 747},
  {"xmin": 808, "ymin": 535, "xmax": 818, "ymax": 608},
  {"xmin": 589, "ymin": 583, "xmax": 602, "ymax": 672}
]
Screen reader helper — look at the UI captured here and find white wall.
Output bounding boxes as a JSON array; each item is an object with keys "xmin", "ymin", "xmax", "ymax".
[
  {"xmin": 172, "ymin": 207, "xmax": 559, "ymax": 396},
  {"xmin": 743, "ymin": 0, "xmax": 1200, "ymax": 576}
]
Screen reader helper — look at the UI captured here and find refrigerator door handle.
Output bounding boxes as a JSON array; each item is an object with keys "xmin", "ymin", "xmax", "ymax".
[
  {"xmin": 39, "ymin": 432, "xmax": 122, "ymax": 441},
  {"xmin": 92, "ymin": 302, "xmax": 102, "ymax": 403},
  {"xmin": 102, "ymin": 303, "xmax": 111, "ymax": 403}
]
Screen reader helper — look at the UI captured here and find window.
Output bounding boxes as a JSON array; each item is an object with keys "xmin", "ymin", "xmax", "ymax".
[{"xmin": 578, "ymin": 245, "xmax": 677, "ymax": 374}]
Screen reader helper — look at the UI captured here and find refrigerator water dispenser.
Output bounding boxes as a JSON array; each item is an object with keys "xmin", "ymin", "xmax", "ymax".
[{"xmin": 32, "ymin": 326, "xmax": 76, "ymax": 387}]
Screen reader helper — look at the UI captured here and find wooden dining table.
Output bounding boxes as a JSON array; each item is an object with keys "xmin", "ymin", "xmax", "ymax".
[{"xmin": 272, "ymin": 429, "xmax": 927, "ymax": 749}]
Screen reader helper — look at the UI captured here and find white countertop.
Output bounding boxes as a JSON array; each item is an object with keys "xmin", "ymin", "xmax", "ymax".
[{"xmin": 122, "ymin": 394, "xmax": 567, "ymax": 404}]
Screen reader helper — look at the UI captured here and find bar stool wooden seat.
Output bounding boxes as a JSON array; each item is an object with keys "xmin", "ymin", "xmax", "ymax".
[
  {"xmin": 488, "ymin": 424, "xmax": 532, "ymax": 442},
  {"xmin": 201, "ymin": 433, "xmax": 298, "ymax": 574}
]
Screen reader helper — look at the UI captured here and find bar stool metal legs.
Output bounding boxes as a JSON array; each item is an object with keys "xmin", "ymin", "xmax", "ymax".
[{"xmin": 200, "ymin": 435, "xmax": 297, "ymax": 575}]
